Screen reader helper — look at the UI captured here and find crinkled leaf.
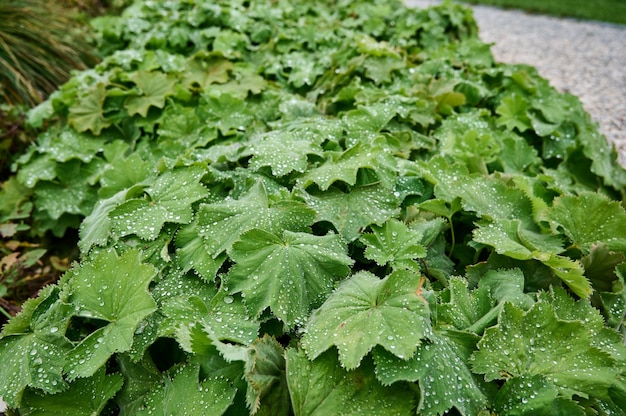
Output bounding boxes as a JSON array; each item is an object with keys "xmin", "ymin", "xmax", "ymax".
[
  {"xmin": 184, "ymin": 53, "xmax": 234, "ymax": 90},
  {"xmin": 540, "ymin": 253, "xmax": 592, "ymax": 298},
  {"xmin": 19, "ymin": 368, "xmax": 123, "ymax": 416},
  {"xmin": 136, "ymin": 364, "xmax": 235, "ymax": 416},
  {"xmin": 471, "ymin": 302, "xmax": 619, "ymax": 399},
  {"xmin": 302, "ymin": 270, "xmax": 431, "ymax": 369},
  {"xmin": 493, "ymin": 374, "xmax": 586, "ymax": 416},
  {"xmin": 496, "ymin": 94, "xmax": 531, "ymax": 132},
  {"xmin": 111, "ymin": 166, "xmax": 208, "ymax": 240},
  {"xmin": 439, "ymin": 271, "xmax": 533, "ymax": 334},
  {"xmin": 68, "ymin": 82, "xmax": 111, "ymax": 135},
  {"xmin": 174, "ymin": 223, "xmax": 227, "ymax": 281},
  {"xmin": 124, "ymin": 71, "xmax": 177, "ymax": 117},
  {"xmin": 300, "ymin": 184, "xmax": 400, "ymax": 242},
  {"xmin": 0, "ymin": 287, "xmax": 72, "ymax": 407},
  {"xmin": 227, "ymin": 229, "xmax": 353, "ymax": 327},
  {"xmin": 341, "ymin": 102, "xmax": 398, "ymax": 146},
  {"xmin": 548, "ymin": 192, "xmax": 626, "ymax": 252},
  {"xmin": 36, "ymin": 129, "xmax": 106, "ymax": 164},
  {"xmin": 286, "ymin": 348, "xmax": 414, "ymax": 416},
  {"xmin": 473, "ymin": 220, "xmax": 591, "ymax": 297},
  {"xmin": 196, "ymin": 182, "xmax": 316, "ymax": 256},
  {"xmin": 64, "ymin": 249, "xmax": 157, "ymax": 379},
  {"xmin": 300, "ymin": 142, "xmax": 396, "ymax": 191},
  {"xmin": 247, "ymin": 130, "xmax": 323, "ymax": 177},
  {"xmin": 34, "ymin": 160, "xmax": 98, "ymax": 220},
  {"xmin": 374, "ymin": 331, "xmax": 486, "ymax": 416},
  {"xmin": 245, "ymin": 335, "xmax": 290, "ymax": 416},
  {"xmin": 162, "ymin": 291, "xmax": 259, "ymax": 347},
  {"xmin": 78, "ymin": 189, "xmax": 128, "ymax": 253},
  {"xmin": 99, "ymin": 142, "xmax": 153, "ymax": 198},
  {"xmin": 360, "ymin": 219, "xmax": 426, "ymax": 271},
  {"xmin": 199, "ymin": 93, "xmax": 254, "ymax": 135}
]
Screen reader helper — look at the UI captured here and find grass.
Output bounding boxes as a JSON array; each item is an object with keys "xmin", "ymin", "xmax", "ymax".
[
  {"xmin": 0, "ymin": 0, "xmax": 99, "ymax": 106},
  {"xmin": 462, "ymin": 0, "xmax": 626, "ymax": 25}
]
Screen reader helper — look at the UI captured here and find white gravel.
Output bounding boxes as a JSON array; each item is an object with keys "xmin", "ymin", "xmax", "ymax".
[{"xmin": 405, "ymin": 0, "xmax": 626, "ymax": 164}]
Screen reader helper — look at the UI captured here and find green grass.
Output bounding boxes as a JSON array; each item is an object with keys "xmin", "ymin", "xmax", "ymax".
[{"xmin": 463, "ymin": 0, "xmax": 626, "ymax": 25}]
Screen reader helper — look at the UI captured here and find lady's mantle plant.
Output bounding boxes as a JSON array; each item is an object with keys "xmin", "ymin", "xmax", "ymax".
[{"xmin": 1, "ymin": 0, "xmax": 626, "ymax": 414}]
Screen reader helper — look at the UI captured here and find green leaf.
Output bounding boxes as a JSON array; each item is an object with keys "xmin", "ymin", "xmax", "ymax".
[
  {"xmin": 227, "ymin": 229, "xmax": 353, "ymax": 327},
  {"xmin": 374, "ymin": 331, "xmax": 487, "ymax": 416},
  {"xmin": 78, "ymin": 189, "xmax": 128, "ymax": 253},
  {"xmin": 124, "ymin": 71, "xmax": 177, "ymax": 117},
  {"xmin": 548, "ymin": 192, "xmax": 626, "ymax": 253},
  {"xmin": 99, "ymin": 142, "xmax": 153, "ymax": 198},
  {"xmin": 245, "ymin": 336, "xmax": 290, "ymax": 416},
  {"xmin": 183, "ymin": 53, "xmax": 234, "ymax": 90},
  {"xmin": 302, "ymin": 270, "xmax": 431, "ymax": 369},
  {"xmin": 37, "ymin": 129, "xmax": 106, "ymax": 164},
  {"xmin": 19, "ymin": 368, "xmax": 123, "ymax": 416},
  {"xmin": 0, "ymin": 287, "xmax": 72, "ymax": 407},
  {"xmin": 286, "ymin": 349, "xmax": 414, "ymax": 416},
  {"xmin": 196, "ymin": 182, "xmax": 316, "ymax": 256},
  {"xmin": 439, "ymin": 271, "xmax": 533, "ymax": 334},
  {"xmin": 111, "ymin": 166, "xmax": 208, "ymax": 240},
  {"xmin": 341, "ymin": 103, "xmax": 398, "ymax": 146},
  {"xmin": 64, "ymin": 249, "xmax": 157, "ymax": 379},
  {"xmin": 174, "ymin": 223, "xmax": 228, "ymax": 282},
  {"xmin": 162, "ymin": 291, "xmax": 259, "ymax": 347},
  {"xmin": 360, "ymin": 219, "xmax": 426, "ymax": 272},
  {"xmin": 300, "ymin": 184, "xmax": 400, "ymax": 242},
  {"xmin": 199, "ymin": 93, "xmax": 255, "ymax": 135},
  {"xmin": 496, "ymin": 94, "xmax": 531, "ymax": 132},
  {"xmin": 493, "ymin": 375, "xmax": 585, "ymax": 416},
  {"xmin": 539, "ymin": 253, "xmax": 592, "ymax": 298},
  {"xmin": 247, "ymin": 130, "xmax": 323, "ymax": 177},
  {"xmin": 300, "ymin": 142, "xmax": 396, "ymax": 191},
  {"xmin": 471, "ymin": 301, "xmax": 620, "ymax": 399},
  {"xmin": 34, "ymin": 160, "xmax": 98, "ymax": 220},
  {"xmin": 136, "ymin": 364, "xmax": 236, "ymax": 416},
  {"xmin": 68, "ymin": 82, "xmax": 111, "ymax": 135}
]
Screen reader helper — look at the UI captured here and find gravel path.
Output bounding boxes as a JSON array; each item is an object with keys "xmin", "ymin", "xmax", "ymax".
[{"xmin": 405, "ymin": 0, "xmax": 626, "ymax": 164}]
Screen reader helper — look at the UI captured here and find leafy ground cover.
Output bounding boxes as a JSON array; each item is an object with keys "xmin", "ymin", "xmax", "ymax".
[
  {"xmin": 462, "ymin": 0, "xmax": 626, "ymax": 25},
  {"xmin": 1, "ymin": 0, "xmax": 626, "ymax": 414}
]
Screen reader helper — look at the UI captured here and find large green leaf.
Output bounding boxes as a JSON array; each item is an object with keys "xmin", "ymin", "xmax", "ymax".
[
  {"xmin": 19, "ymin": 368, "xmax": 123, "ymax": 416},
  {"xmin": 286, "ymin": 349, "xmax": 414, "ymax": 416},
  {"xmin": 64, "ymin": 249, "xmax": 157, "ymax": 379},
  {"xmin": 68, "ymin": 82, "xmax": 111, "ymax": 135},
  {"xmin": 359, "ymin": 219, "xmax": 427, "ymax": 272},
  {"xmin": 124, "ymin": 71, "xmax": 177, "ymax": 117},
  {"xmin": 246, "ymin": 130, "xmax": 323, "ymax": 177},
  {"xmin": 0, "ymin": 287, "xmax": 72, "ymax": 407},
  {"xmin": 110, "ymin": 166, "xmax": 208, "ymax": 240},
  {"xmin": 548, "ymin": 192, "xmax": 626, "ymax": 253},
  {"xmin": 161, "ymin": 291, "xmax": 259, "ymax": 347},
  {"xmin": 195, "ymin": 183, "xmax": 316, "ymax": 256},
  {"xmin": 244, "ymin": 336, "xmax": 290, "ymax": 416},
  {"xmin": 374, "ymin": 331, "xmax": 487, "ymax": 416},
  {"xmin": 136, "ymin": 364, "xmax": 236, "ymax": 416},
  {"xmin": 302, "ymin": 270, "xmax": 431, "ymax": 369},
  {"xmin": 300, "ymin": 184, "xmax": 400, "ymax": 242},
  {"xmin": 471, "ymin": 301, "xmax": 620, "ymax": 400},
  {"xmin": 227, "ymin": 229, "xmax": 353, "ymax": 327},
  {"xmin": 199, "ymin": 93, "xmax": 255, "ymax": 135},
  {"xmin": 299, "ymin": 142, "xmax": 396, "ymax": 190}
]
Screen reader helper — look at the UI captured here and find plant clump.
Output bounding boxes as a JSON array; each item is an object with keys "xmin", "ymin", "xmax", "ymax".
[{"xmin": 1, "ymin": 0, "xmax": 626, "ymax": 414}]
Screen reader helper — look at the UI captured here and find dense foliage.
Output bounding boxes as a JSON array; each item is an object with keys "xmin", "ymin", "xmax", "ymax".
[{"xmin": 1, "ymin": 0, "xmax": 626, "ymax": 414}]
